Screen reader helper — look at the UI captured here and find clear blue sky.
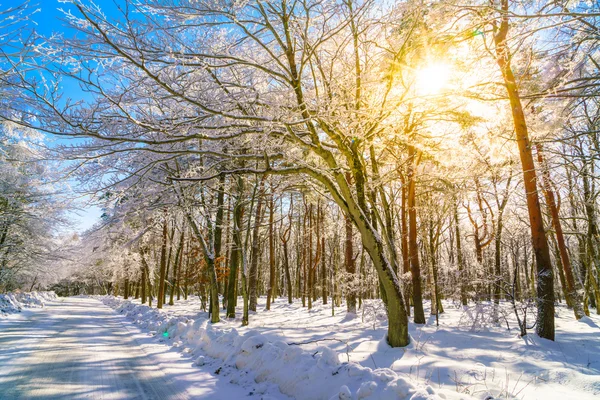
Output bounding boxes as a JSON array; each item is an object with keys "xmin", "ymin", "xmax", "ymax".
[
  {"xmin": 15, "ymin": 1, "xmax": 123, "ymax": 232},
  {"xmin": 33, "ymin": 1, "xmax": 100, "ymax": 232}
]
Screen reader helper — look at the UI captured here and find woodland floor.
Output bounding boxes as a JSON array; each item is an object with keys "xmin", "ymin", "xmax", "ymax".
[
  {"xmin": 1, "ymin": 295, "xmax": 599, "ymax": 399},
  {"xmin": 108, "ymin": 294, "xmax": 600, "ymax": 400}
]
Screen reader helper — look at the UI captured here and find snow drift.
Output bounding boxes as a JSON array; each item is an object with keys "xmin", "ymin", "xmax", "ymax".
[
  {"xmin": 102, "ymin": 297, "xmax": 472, "ymax": 400},
  {"xmin": 0, "ymin": 291, "xmax": 58, "ymax": 316}
]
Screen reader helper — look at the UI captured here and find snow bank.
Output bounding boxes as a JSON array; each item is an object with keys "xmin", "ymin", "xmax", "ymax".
[
  {"xmin": 102, "ymin": 297, "xmax": 471, "ymax": 400},
  {"xmin": 0, "ymin": 291, "xmax": 57, "ymax": 316},
  {"xmin": 0, "ymin": 293, "xmax": 22, "ymax": 315}
]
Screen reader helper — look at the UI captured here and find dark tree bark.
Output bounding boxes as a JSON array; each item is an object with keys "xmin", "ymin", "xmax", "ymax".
[
  {"xmin": 280, "ymin": 194, "xmax": 293, "ymax": 304},
  {"xmin": 407, "ymin": 144, "xmax": 426, "ymax": 324},
  {"xmin": 454, "ymin": 196, "xmax": 468, "ymax": 306},
  {"xmin": 157, "ymin": 209, "xmax": 169, "ymax": 309},
  {"xmin": 141, "ymin": 260, "xmax": 147, "ymax": 305},
  {"xmin": 249, "ymin": 176, "xmax": 266, "ymax": 312},
  {"xmin": 492, "ymin": 0, "xmax": 554, "ymax": 340},
  {"xmin": 169, "ymin": 228, "xmax": 185, "ymax": 306},
  {"xmin": 226, "ymin": 177, "xmax": 245, "ymax": 318},
  {"xmin": 266, "ymin": 189, "xmax": 276, "ymax": 310},
  {"xmin": 345, "ymin": 208, "xmax": 357, "ymax": 314},
  {"xmin": 140, "ymin": 248, "xmax": 153, "ymax": 307},
  {"xmin": 537, "ymin": 145, "xmax": 584, "ymax": 319}
]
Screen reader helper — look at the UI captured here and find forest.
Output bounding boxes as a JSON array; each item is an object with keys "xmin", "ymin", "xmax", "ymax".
[{"xmin": 0, "ymin": 0, "xmax": 599, "ymax": 399}]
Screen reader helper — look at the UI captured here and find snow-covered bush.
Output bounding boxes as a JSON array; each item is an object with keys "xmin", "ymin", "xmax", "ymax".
[{"xmin": 361, "ymin": 300, "xmax": 388, "ymax": 330}]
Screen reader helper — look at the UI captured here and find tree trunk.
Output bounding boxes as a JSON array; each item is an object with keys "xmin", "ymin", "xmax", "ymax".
[
  {"xmin": 266, "ymin": 190, "xmax": 276, "ymax": 310},
  {"xmin": 169, "ymin": 228, "xmax": 185, "ymax": 306},
  {"xmin": 407, "ymin": 144, "xmax": 426, "ymax": 324},
  {"xmin": 186, "ymin": 212, "xmax": 220, "ymax": 323},
  {"xmin": 301, "ymin": 203, "xmax": 307, "ymax": 307},
  {"xmin": 281, "ymin": 194, "xmax": 294, "ymax": 305},
  {"xmin": 164, "ymin": 220, "xmax": 176, "ymax": 305},
  {"xmin": 344, "ymin": 210, "xmax": 357, "ymax": 314},
  {"xmin": 214, "ymin": 174, "xmax": 226, "ymax": 296},
  {"xmin": 454, "ymin": 198, "xmax": 468, "ymax": 306},
  {"xmin": 427, "ymin": 220, "xmax": 440, "ymax": 317},
  {"xmin": 141, "ymin": 248, "xmax": 153, "ymax": 307},
  {"xmin": 400, "ymin": 176, "xmax": 411, "ymax": 316},
  {"xmin": 249, "ymin": 177, "xmax": 266, "ymax": 312},
  {"xmin": 537, "ymin": 145, "xmax": 584, "ymax": 318},
  {"xmin": 226, "ymin": 177, "xmax": 245, "ymax": 318},
  {"xmin": 157, "ymin": 209, "xmax": 169, "ymax": 309},
  {"xmin": 358, "ymin": 221, "xmax": 410, "ymax": 346},
  {"xmin": 308, "ymin": 203, "xmax": 314, "ymax": 310},
  {"xmin": 493, "ymin": 1, "xmax": 554, "ymax": 340},
  {"xmin": 222, "ymin": 196, "xmax": 232, "ymax": 309},
  {"xmin": 141, "ymin": 261, "xmax": 147, "ymax": 305},
  {"xmin": 321, "ymin": 235, "xmax": 327, "ymax": 305}
]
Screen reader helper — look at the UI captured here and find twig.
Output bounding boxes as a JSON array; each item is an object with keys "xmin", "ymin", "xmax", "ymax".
[{"xmin": 288, "ymin": 338, "xmax": 351, "ymax": 363}]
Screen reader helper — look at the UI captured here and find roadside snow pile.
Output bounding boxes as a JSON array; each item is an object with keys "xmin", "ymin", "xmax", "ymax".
[
  {"xmin": 0, "ymin": 293, "xmax": 22, "ymax": 316},
  {"xmin": 0, "ymin": 291, "xmax": 57, "ymax": 316},
  {"xmin": 14, "ymin": 291, "xmax": 58, "ymax": 308},
  {"xmin": 102, "ymin": 297, "xmax": 471, "ymax": 400}
]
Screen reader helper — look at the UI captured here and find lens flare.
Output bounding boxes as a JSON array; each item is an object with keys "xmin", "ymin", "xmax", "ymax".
[{"xmin": 415, "ymin": 63, "xmax": 451, "ymax": 95}]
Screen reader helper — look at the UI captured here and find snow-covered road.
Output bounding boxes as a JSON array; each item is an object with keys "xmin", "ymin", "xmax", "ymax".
[{"xmin": 0, "ymin": 297, "xmax": 250, "ymax": 399}]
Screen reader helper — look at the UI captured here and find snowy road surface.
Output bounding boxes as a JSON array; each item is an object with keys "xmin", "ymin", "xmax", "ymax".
[{"xmin": 0, "ymin": 297, "xmax": 251, "ymax": 399}]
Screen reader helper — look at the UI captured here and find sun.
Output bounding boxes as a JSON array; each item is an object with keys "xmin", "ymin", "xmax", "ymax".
[{"xmin": 415, "ymin": 63, "xmax": 451, "ymax": 95}]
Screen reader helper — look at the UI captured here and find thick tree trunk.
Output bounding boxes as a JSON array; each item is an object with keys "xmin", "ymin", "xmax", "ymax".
[
  {"xmin": 493, "ymin": 2, "xmax": 554, "ymax": 340},
  {"xmin": 359, "ymin": 222, "xmax": 410, "ymax": 346}
]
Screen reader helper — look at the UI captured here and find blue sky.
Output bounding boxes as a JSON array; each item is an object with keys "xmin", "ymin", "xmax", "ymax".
[
  {"xmin": 31, "ymin": 1, "xmax": 100, "ymax": 232},
  {"xmin": 18, "ymin": 1, "xmax": 123, "ymax": 232}
]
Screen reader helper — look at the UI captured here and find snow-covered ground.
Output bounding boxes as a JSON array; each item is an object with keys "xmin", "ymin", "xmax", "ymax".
[
  {"xmin": 0, "ymin": 296, "xmax": 273, "ymax": 399},
  {"xmin": 0, "ymin": 291, "xmax": 58, "ymax": 316},
  {"xmin": 102, "ymin": 295, "xmax": 600, "ymax": 400}
]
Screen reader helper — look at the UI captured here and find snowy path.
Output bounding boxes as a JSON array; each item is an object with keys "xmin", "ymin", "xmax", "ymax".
[{"xmin": 0, "ymin": 297, "xmax": 250, "ymax": 400}]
